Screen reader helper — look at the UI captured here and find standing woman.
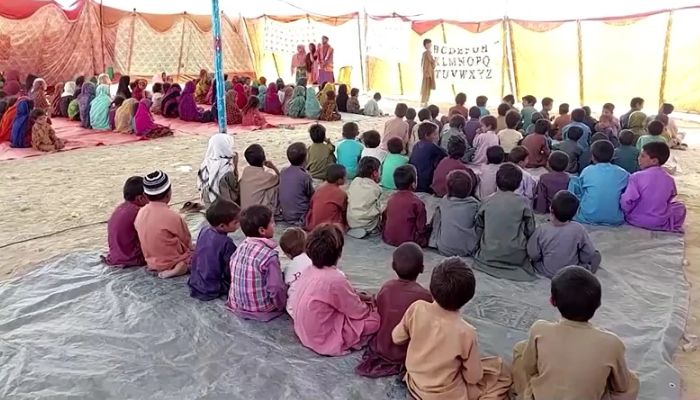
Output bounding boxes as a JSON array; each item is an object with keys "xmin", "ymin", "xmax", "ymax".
[
  {"xmin": 291, "ymin": 44, "xmax": 308, "ymax": 84},
  {"xmin": 317, "ymin": 36, "xmax": 335, "ymax": 84},
  {"xmin": 306, "ymin": 43, "xmax": 319, "ymax": 85}
]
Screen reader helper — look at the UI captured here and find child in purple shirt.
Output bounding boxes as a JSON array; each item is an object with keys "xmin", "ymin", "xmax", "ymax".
[
  {"xmin": 104, "ymin": 176, "xmax": 148, "ymax": 267},
  {"xmin": 189, "ymin": 200, "xmax": 240, "ymax": 301},
  {"xmin": 279, "ymin": 142, "xmax": 315, "ymax": 225},
  {"xmin": 534, "ymin": 151, "xmax": 571, "ymax": 214}
]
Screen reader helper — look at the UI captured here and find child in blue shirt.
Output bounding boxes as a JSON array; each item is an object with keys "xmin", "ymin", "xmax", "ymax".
[
  {"xmin": 335, "ymin": 122, "xmax": 364, "ymax": 179},
  {"xmin": 409, "ymin": 121, "xmax": 447, "ymax": 193}
]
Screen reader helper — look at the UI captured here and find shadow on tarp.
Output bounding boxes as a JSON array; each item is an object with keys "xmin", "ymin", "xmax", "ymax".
[{"xmin": 0, "ymin": 213, "xmax": 687, "ymax": 400}]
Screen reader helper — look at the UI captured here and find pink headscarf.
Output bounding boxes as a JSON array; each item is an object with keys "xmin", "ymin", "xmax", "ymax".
[
  {"xmin": 292, "ymin": 44, "xmax": 306, "ymax": 67},
  {"xmin": 3, "ymin": 80, "xmax": 20, "ymax": 96},
  {"xmin": 234, "ymin": 83, "xmax": 247, "ymax": 109},
  {"xmin": 134, "ymin": 99, "xmax": 156, "ymax": 136},
  {"xmin": 264, "ymin": 83, "xmax": 283, "ymax": 115}
]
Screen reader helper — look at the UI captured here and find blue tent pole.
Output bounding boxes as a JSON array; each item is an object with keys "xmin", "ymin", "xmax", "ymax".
[{"xmin": 211, "ymin": 0, "xmax": 227, "ymax": 133}]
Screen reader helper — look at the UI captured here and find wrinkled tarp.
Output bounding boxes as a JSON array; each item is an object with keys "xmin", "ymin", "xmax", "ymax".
[{"xmin": 0, "ymin": 210, "xmax": 688, "ymax": 400}]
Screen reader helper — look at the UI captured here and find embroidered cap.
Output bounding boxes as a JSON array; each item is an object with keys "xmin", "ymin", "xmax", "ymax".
[{"xmin": 143, "ymin": 170, "xmax": 171, "ymax": 196}]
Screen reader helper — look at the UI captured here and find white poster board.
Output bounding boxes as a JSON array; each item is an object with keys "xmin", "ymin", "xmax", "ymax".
[
  {"xmin": 263, "ymin": 19, "xmax": 317, "ymax": 55},
  {"xmin": 366, "ymin": 18, "xmax": 412, "ymax": 62}
]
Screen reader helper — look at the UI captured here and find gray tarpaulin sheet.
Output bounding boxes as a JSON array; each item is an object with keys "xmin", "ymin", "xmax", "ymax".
[{"xmin": 0, "ymin": 210, "xmax": 688, "ymax": 400}]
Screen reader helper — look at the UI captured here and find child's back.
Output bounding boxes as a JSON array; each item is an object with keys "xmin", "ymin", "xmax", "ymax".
[
  {"xmin": 336, "ymin": 138, "xmax": 364, "ymax": 179},
  {"xmin": 105, "ymin": 177, "xmax": 146, "ymax": 267},
  {"xmin": 612, "ymin": 145, "xmax": 640, "ymax": 173},
  {"xmin": 347, "ymin": 157, "xmax": 383, "ymax": 233},
  {"xmin": 430, "ymin": 170, "xmax": 480, "ymax": 256},
  {"xmin": 380, "ymin": 153, "xmax": 408, "ymax": 189},
  {"xmin": 279, "ymin": 143, "xmax": 314, "ymax": 224},
  {"xmin": 533, "ymin": 151, "xmax": 571, "ymax": 214},
  {"xmin": 409, "ymin": 122, "xmax": 447, "ymax": 193},
  {"xmin": 382, "ymin": 165, "xmax": 428, "ymax": 247},
  {"xmin": 558, "ymin": 138, "xmax": 582, "ymax": 174},
  {"xmin": 527, "ymin": 221, "xmax": 599, "ymax": 278},
  {"xmin": 305, "ymin": 164, "xmax": 348, "ymax": 231},
  {"xmin": 472, "ymin": 129, "xmax": 499, "ymax": 166},
  {"xmin": 307, "ymin": 142, "xmax": 336, "ymax": 180}
]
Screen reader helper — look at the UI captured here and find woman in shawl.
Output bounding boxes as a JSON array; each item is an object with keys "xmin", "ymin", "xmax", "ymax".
[
  {"xmin": 319, "ymin": 91, "xmax": 341, "ymax": 122},
  {"xmin": 281, "ymin": 86, "xmax": 294, "ymax": 115},
  {"xmin": 179, "ymin": 81, "xmax": 206, "ymax": 122},
  {"xmin": 627, "ymin": 111, "xmax": 647, "ymax": 145},
  {"xmin": 78, "ymin": 82, "xmax": 96, "ymax": 129},
  {"xmin": 0, "ymin": 97, "xmax": 20, "ymax": 142},
  {"xmin": 97, "ymin": 73, "xmax": 111, "ymax": 86},
  {"xmin": 58, "ymin": 81, "xmax": 77, "ymax": 118},
  {"xmin": 225, "ymin": 90, "xmax": 243, "ymax": 125},
  {"xmin": 10, "ymin": 98, "xmax": 34, "ymax": 148},
  {"xmin": 89, "ymin": 84, "xmax": 112, "ymax": 130},
  {"xmin": 304, "ymin": 86, "xmax": 321, "ymax": 119},
  {"xmin": 291, "ymin": 44, "xmax": 308, "ymax": 83},
  {"xmin": 25, "ymin": 75, "xmax": 38, "ymax": 96},
  {"xmin": 132, "ymin": 79, "xmax": 146, "ymax": 101},
  {"xmin": 115, "ymin": 98, "xmax": 138, "ymax": 133},
  {"xmin": 286, "ymin": 86, "xmax": 306, "ymax": 118},
  {"xmin": 241, "ymin": 96, "xmax": 271, "ymax": 128},
  {"xmin": 50, "ymin": 82, "xmax": 64, "ymax": 117},
  {"xmin": 233, "ymin": 83, "xmax": 247, "ymax": 109},
  {"xmin": 197, "ymin": 133, "xmax": 239, "ymax": 206},
  {"xmin": 31, "ymin": 79, "xmax": 50, "ymax": 113},
  {"xmin": 161, "ymin": 84, "xmax": 181, "ymax": 118},
  {"xmin": 317, "ymin": 82, "xmax": 335, "ymax": 107},
  {"xmin": 306, "ymin": 43, "xmax": 319, "ymax": 84},
  {"xmin": 116, "ymin": 75, "xmax": 131, "ymax": 99},
  {"xmin": 134, "ymin": 99, "xmax": 173, "ymax": 139},
  {"xmin": 256, "ymin": 84, "xmax": 267, "ymax": 112},
  {"xmin": 336, "ymin": 84, "xmax": 349, "ymax": 113},
  {"xmin": 195, "ymin": 69, "xmax": 210, "ymax": 104},
  {"xmin": 109, "ymin": 96, "xmax": 125, "ymax": 130},
  {"xmin": 3, "ymin": 81, "xmax": 20, "ymax": 96},
  {"xmin": 264, "ymin": 83, "xmax": 283, "ymax": 115}
]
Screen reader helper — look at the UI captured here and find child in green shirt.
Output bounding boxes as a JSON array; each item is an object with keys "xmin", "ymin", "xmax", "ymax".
[{"xmin": 380, "ymin": 138, "xmax": 409, "ymax": 190}]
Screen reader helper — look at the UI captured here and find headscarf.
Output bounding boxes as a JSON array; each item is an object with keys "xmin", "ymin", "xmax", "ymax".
[
  {"xmin": 116, "ymin": 75, "xmax": 131, "ymax": 99},
  {"xmin": 25, "ymin": 75, "xmax": 38, "ymax": 95},
  {"xmin": 197, "ymin": 133, "xmax": 234, "ymax": 202},
  {"xmin": 30, "ymin": 79, "xmax": 50, "ymax": 113},
  {"xmin": 286, "ymin": 86, "xmax": 306, "ymax": 118},
  {"xmin": 305, "ymin": 43, "xmax": 317, "ymax": 72},
  {"xmin": 264, "ymin": 83, "xmax": 283, "ymax": 115},
  {"xmin": 195, "ymin": 70, "xmax": 210, "ymax": 103},
  {"xmin": 78, "ymin": 82, "xmax": 96, "ymax": 129},
  {"xmin": 97, "ymin": 73, "xmax": 111, "ymax": 86},
  {"xmin": 115, "ymin": 98, "xmax": 138, "ymax": 133},
  {"xmin": 336, "ymin": 84, "xmax": 348, "ymax": 112},
  {"xmin": 62, "ymin": 82, "xmax": 77, "ymax": 97},
  {"xmin": 132, "ymin": 81, "xmax": 145, "ymax": 101},
  {"xmin": 0, "ymin": 99, "xmax": 20, "ymax": 142},
  {"xmin": 304, "ymin": 87, "xmax": 321, "ymax": 119},
  {"xmin": 628, "ymin": 111, "xmax": 647, "ymax": 138},
  {"xmin": 89, "ymin": 84, "xmax": 112, "ymax": 130},
  {"xmin": 178, "ymin": 81, "xmax": 202, "ymax": 122},
  {"xmin": 282, "ymin": 86, "xmax": 294, "ymax": 115},
  {"xmin": 234, "ymin": 83, "xmax": 247, "ymax": 108},
  {"xmin": 161, "ymin": 84, "xmax": 181, "ymax": 118},
  {"xmin": 3, "ymin": 81, "xmax": 20, "ymax": 96},
  {"xmin": 134, "ymin": 99, "xmax": 157, "ymax": 136},
  {"xmin": 256, "ymin": 84, "xmax": 267, "ymax": 111},
  {"xmin": 10, "ymin": 98, "xmax": 33, "ymax": 148},
  {"xmin": 225, "ymin": 90, "xmax": 242, "ymax": 125},
  {"xmin": 4, "ymin": 70, "xmax": 19, "ymax": 82},
  {"xmin": 51, "ymin": 82, "xmax": 64, "ymax": 117},
  {"xmin": 293, "ymin": 44, "xmax": 306, "ymax": 67},
  {"xmin": 318, "ymin": 83, "xmax": 335, "ymax": 106}
]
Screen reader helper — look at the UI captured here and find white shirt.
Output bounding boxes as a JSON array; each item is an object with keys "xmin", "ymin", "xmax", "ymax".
[
  {"xmin": 498, "ymin": 128, "xmax": 523, "ymax": 153},
  {"xmin": 361, "ymin": 147, "xmax": 388, "ymax": 164},
  {"xmin": 284, "ymin": 253, "xmax": 312, "ymax": 319},
  {"xmin": 363, "ymin": 98, "xmax": 381, "ymax": 117}
]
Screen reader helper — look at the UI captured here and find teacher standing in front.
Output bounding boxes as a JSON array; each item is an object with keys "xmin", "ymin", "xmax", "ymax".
[{"xmin": 420, "ymin": 38, "xmax": 435, "ymax": 107}]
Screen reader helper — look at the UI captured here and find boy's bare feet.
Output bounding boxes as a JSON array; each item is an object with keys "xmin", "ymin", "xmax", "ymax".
[{"xmin": 158, "ymin": 261, "xmax": 189, "ymax": 278}]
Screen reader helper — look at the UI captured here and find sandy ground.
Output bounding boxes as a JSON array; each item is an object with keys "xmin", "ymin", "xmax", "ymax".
[{"xmin": 1, "ymin": 115, "xmax": 699, "ymax": 397}]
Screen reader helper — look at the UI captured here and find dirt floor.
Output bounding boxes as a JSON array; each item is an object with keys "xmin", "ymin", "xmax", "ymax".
[{"xmin": 0, "ymin": 115, "xmax": 699, "ymax": 397}]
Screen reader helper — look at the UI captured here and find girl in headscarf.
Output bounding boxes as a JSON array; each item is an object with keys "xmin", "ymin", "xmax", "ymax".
[
  {"xmin": 3, "ymin": 81, "xmax": 20, "ymax": 96},
  {"xmin": 10, "ymin": 98, "xmax": 34, "ymax": 148},
  {"xmin": 150, "ymin": 83, "xmax": 165, "ymax": 114},
  {"xmin": 256, "ymin": 84, "xmax": 267, "ymax": 111},
  {"xmin": 197, "ymin": 133, "xmax": 239, "ymax": 206},
  {"xmin": 116, "ymin": 75, "xmax": 131, "ymax": 99},
  {"xmin": 97, "ymin": 73, "xmax": 111, "ymax": 86},
  {"xmin": 109, "ymin": 96, "xmax": 125, "ymax": 130},
  {"xmin": 78, "ymin": 82, "xmax": 96, "ymax": 129},
  {"xmin": 0, "ymin": 97, "xmax": 20, "ymax": 142},
  {"xmin": 179, "ymin": 81, "xmax": 206, "ymax": 122},
  {"xmin": 304, "ymin": 86, "xmax": 321, "ymax": 119},
  {"xmin": 281, "ymin": 86, "xmax": 294, "ymax": 115},
  {"xmin": 234, "ymin": 83, "xmax": 247, "ymax": 109},
  {"xmin": 319, "ymin": 91, "xmax": 341, "ymax": 121},
  {"xmin": 336, "ymin": 84, "xmax": 349, "ymax": 112},
  {"xmin": 115, "ymin": 98, "xmax": 138, "ymax": 133},
  {"xmin": 291, "ymin": 44, "xmax": 308, "ymax": 83},
  {"xmin": 241, "ymin": 96, "xmax": 271, "ymax": 128},
  {"xmin": 132, "ymin": 79, "xmax": 146, "ymax": 101},
  {"xmin": 195, "ymin": 69, "xmax": 210, "ymax": 104},
  {"xmin": 50, "ymin": 82, "xmax": 64, "ymax": 117},
  {"xmin": 25, "ymin": 75, "xmax": 38, "ymax": 96},
  {"xmin": 264, "ymin": 83, "xmax": 283, "ymax": 115},
  {"xmin": 286, "ymin": 86, "xmax": 306, "ymax": 118},
  {"xmin": 161, "ymin": 84, "xmax": 181, "ymax": 118},
  {"xmin": 225, "ymin": 90, "xmax": 242, "ymax": 125},
  {"xmin": 317, "ymin": 82, "xmax": 335, "ymax": 106},
  {"xmin": 31, "ymin": 108, "xmax": 65, "ymax": 152},
  {"xmin": 73, "ymin": 76, "xmax": 85, "ymax": 98},
  {"xmin": 134, "ymin": 99, "xmax": 173, "ymax": 138},
  {"xmin": 89, "ymin": 84, "xmax": 112, "ymax": 130},
  {"xmin": 31, "ymin": 78, "xmax": 50, "ymax": 113},
  {"xmin": 627, "ymin": 111, "xmax": 647, "ymax": 145},
  {"xmin": 58, "ymin": 81, "xmax": 77, "ymax": 118},
  {"xmin": 306, "ymin": 43, "xmax": 319, "ymax": 84}
]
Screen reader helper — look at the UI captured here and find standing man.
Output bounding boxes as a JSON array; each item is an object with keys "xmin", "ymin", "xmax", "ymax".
[
  {"xmin": 318, "ymin": 36, "xmax": 335, "ymax": 84},
  {"xmin": 420, "ymin": 38, "xmax": 436, "ymax": 107}
]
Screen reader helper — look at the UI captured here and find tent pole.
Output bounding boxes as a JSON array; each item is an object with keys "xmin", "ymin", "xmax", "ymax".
[
  {"xmin": 506, "ymin": 18, "xmax": 518, "ymax": 99},
  {"xmin": 576, "ymin": 20, "xmax": 584, "ymax": 106},
  {"xmin": 500, "ymin": 19, "xmax": 507, "ymax": 98},
  {"xmin": 659, "ymin": 10, "xmax": 673, "ymax": 106},
  {"xmin": 176, "ymin": 13, "xmax": 187, "ymax": 82},
  {"xmin": 211, "ymin": 0, "xmax": 227, "ymax": 133},
  {"xmin": 398, "ymin": 64, "xmax": 404, "ymax": 96},
  {"xmin": 357, "ymin": 12, "xmax": 366, "ymax": 91}
]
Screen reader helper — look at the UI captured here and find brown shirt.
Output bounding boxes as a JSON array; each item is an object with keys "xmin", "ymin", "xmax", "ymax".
[
  {"xmin": 239, "ymin": 166, "xmax": 279, "ymax": 210},
  {"xmin": 305, "ymin": 183, "xmax": 348, "ymax": 231},
  {"xmin": 521, "ymin": 133, "xmax": 550, "ymax": 168}
]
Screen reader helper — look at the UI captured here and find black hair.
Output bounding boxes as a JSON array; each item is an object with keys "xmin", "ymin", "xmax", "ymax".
[
  {"xmin": 342, "ymin": 122, "xmax": 359, "ymax": 139},
  {"xmin": 326, "ymin": 164, "xmax": 347, "ymax": 183},
  {"xmin": 406, "ymin": 108, "xmax": 417, "ymax": 120},
  {"xmin": 522, "ymin": 95, "xmax": 536, "ymax": 105},
  {"xmin": 428, "ymin": 104, "xmax": 440, "ymax": 119},
  {"xmin": 309, "ymin": 123, "xmax": 326, "ymax": 143},
  {"xmin": 394, "ymin": 164, "xmax": 417, "ymax": 190},
  {"xmin": 619, "ymin": 130, "xmax": 635, "ymax": 146},
  {"xmin": 123, "ymin": 176, "xmax": 144, "ymax": 201},
  {"xmin": 591, "ymin": 132, "xmax": 608, "ymax": 143},
  {"xmin": 642, "ymin": 142, "xmax": 671, "ymax": 165},
  {"xmin": 551, "ymin": 190, "xmax": 579, "ymax": 222},
  {"xmin": 468, "ymin": 106, "xmax": 481, "ymax": 119},
  {"xmin": 306, "ymin": 223, "xmax": 345, "ymax": 268},
  {"xmin": 392, "ymin": 242, "xmax": 424, "ymax": 281},
  {"xmin": 534, "ymin": 119, "xmax": 550, "ymax": 135},
  {"xmin": 548, "ymin": 151, "xmax": 569, "ymax": 172},
  {"xmin": 206, "ymin": 199, "xmax": 241, "ymax": 227},
  {"xmin": 455, "ymin": 92, "xmax": 467, "ymax": 105},
  {"xmin": 447, "ymin": 170, "xmax": 473, "ymax": 199},
  {"xmin": 152, "ymin": 83, "xmax": 163, "ymax": 94},
  {"xmin": 591, "ymin": 140, "xmax": 614, "ymax": 163},
  {"xmin": 357, "ymin": 156, "xmax": 380, "ymax": 178},
  {"xmin": 418, "ymin": 108, "xmax": 431, "ymax": 121},
  {"xmin": 559, "ymin": 103, "xmax": 570, "ymax": 114},
  {"xmin": 571, "ymin": 108, "xmax": 585, "ymax": 123},
  {"xmin": 486, "ymin": 146, "xmax": 505, "ymax": 164},
  {"xmin": 582, "ymin": 106, "xmax": 592, "ymax": 116},
  {"xmin": 29, "ymin": 108, "xmax": 46, "ymax": 121},
  {"xmin": 531, "ymin": 112, "xmax": 544, "ymax": 124},
  {"xmin": 239, "ymin": 205, "xmax": 273, "ymax": 237},
  {"xmin": 111, "ymin": 95, "xmax": 126, "ymax": 108},
  {"xmin": 476, "ymin": 95, "xmax": 487, "ymax": 107},
  {"xmin": 244, "ymin": 144, "xmax": 266, "ymax": 167},
  {"xmin": 505, "ymin": 110, "xmax": 520, "ymax": 129},
  {"xmin": 423, "ymin": 38, "xmax": 432, "ymax": 46},
  {"xmin": 647, "ymin": 120, "xmax": 664, "ymax": 136},
  {"xmin": 350, "ymin": 88, "xmax": 359, "ymax": 96},
  {"xmin": 447, "ymin": 135, "xmax": 467, "ymax": 159},
  {"xmin": 661, "ymin": 103, "xmax": 674, "ymax": 115},
  {"xmin": 362, "ymin": 130, "xmax": 381, "ymax": 148},
  {"xmin": 542, "ymin": 97, "xmax": 553, "ymax": 107},
  {"xmin": 603, "ymin": 102, "xmax": 615, "ymax": 112},
  {"xmin": 567, "ymin": 126, "xmax": 583, "ymax": 141},
  {"xmin": 286, "ymin": 142, "xmax": 307, "ymax": 166},
  {"xmin": 395, "ymin": 103, "xmax": 408, "ymax": 118},
  {"xmin": 497, "ymin": 103, "xmax": 511, "ymax": 116},
  {"xmin": 430, "ymin": 258, "xmax": 476, "ymax": 311},
  {"xmin": 373, "ymin": 92, "xmax": 382, "ymax": 101},
  {"xmin": 280, "ymin": 227, "xmax": 306, "ymax": 258},
  {"xmin": 449, "ymin": 114, "xmax": 466, "ymax": 129},
  {"xmin": 417, "ymin": 121, "xmax": 438, "ymax": 140},
  {"xmin": 630, "ymin": 97, "xmax": 644, "ymax": 109},
  {"xmin": 481, "ymin": 115, "xmax": 497, "ymax": 131},
  {"xmin": 508, "ymin": 146, "xmax": 529, "ymax": 164},
  {"xmin": 387, "ymin": 137, "xmax": 404, "ymax": 154},
  {"xmin": 551, "ymin": 266, "xmax": 601, "ymax": 322},
  {"xmin": 502, "ymin": 94, "xmax": 515, "ymax": 104},
  {"xmin": 496, "ymin": 163, "xmax": 522, "ymax": 192}
]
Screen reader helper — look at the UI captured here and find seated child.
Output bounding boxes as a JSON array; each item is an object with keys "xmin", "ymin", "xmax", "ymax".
[
  {"xmin": 476, "ymin": 95, "xmax": 490, "ymax": 116},
  {"xmin": 534, "ymin": 151, "xmax": 570, "ymax": 213},
  {"xmin": 382, "ymin": 165, "xmax": 428, "ymax": 247},
  {"xmin": 540, "ymin": 96, "xmax": 553, "ymax": 120},
  {"xmin": 279, "ymin": 142, "xmax": 314, "ymax": 225},
  {"xmin": 409, "ymin": 121, "xmax": 447, "ymax": 193},
  {"xmin": 636, "ymin": 120, "xmax": 667, "ymax": 150},
  {"xmin": 430, "ymin": 170, "xmax": 481, "ymax": 256},
  {"xmin": 361, "ymin": 130, "xmax": 388, "ymax": 163},
  {"xmin": 562, "ymin": 108, "xmax": 592, "ymax": 151},
  {"xmin": 428, "ymin": 104, "xmax": 443, "ymax": 132},
  {"xmin": 410, "ymin": 108, "xmax": 432, "ymax": 152},
  {"xmin": 108, "ymin": 96, "xmax": 125, "ymax": 130},
  {"xmin": 474, "ymin": 164, "xmax": 537, "ymax": 281},
  {"xmin": 613, "ymin": 130, "xmax": 640, "ymax": 174},
  {"xmin": 519, "ymin": 95, "xmax": 537, "ymax": 131},
  {"xmin": 382, "ymin": 103, "xmax": 410, "ymax": 150},
  {"xmin": 305, "ymin": 164, "xmax": 348, "ymax": 231},
  {"xmin": 521, "ymin": 119, "xmax": 551, "ymax": 168},
  {"xmin": 568, "ymin": 140, "xmax": 630, "ymax": 226},
  {"xmin": 290, "ymin": 223, "xmax": 380, "ymax": 356},
  {"xmin": 239, "ymin": 144, "xmax": 279, "ymax": 210},
  {"xmin": 363, "ymin": 92, "xmax": 383, "ymax": 117},
  {"xmin": 477, "ymin": 145, "xmax": 505, "ymax": 200},
  {"xmin": 559, "ymin": 126, "xmax": 584, "ymax": 174},
  {"xmin": 393, "ymin": 258, "xmax": 511, "ymax": 399},
  {"xmin": 347, "ymin": 157, "xmax": 383, "ymax": 238},
  {"xmin": 498, "ymin": 110, "xmax": 523, "ymax": 153},
  {"xmin": 134, "ymin": 170, "xmax": 193, "ymax": 278},
  {"xmin": 346, "ymin": 88, "xmax": 361, "ymax": 114},
  {"xmin": 306, "ymin": 123, "xmax": 336, "ymax": 180},
  {"xmin": 30, "ymin": 109, "xmax": 65, "ymax": 152},
  {"xmin": 189, "ymin": 200, "xmax": 240, "ymax": 301},
  {"xmin": 509, "ymin": 146, "xmax": 537, "ymax": 203},
  {"xmin": 496, "ymin": 103, "xmax": 510, "ymax": 133},
  {"xmin": 105, "ymin": 176, "xmax": 148, "ymax": 267},
  {"xmin": 380, "ymin": 138, "xmax": 409, "ymax": 190},
  {"xmin": 431, "ymin": 135, "xmax": 470, "ymax": 197},
  {"xmin": 463, "ymin": 106, "xmax": 482, "ymax": 145},
  {"xmin": 621, "ymin": 142, "xmax": 686, "ymax": 232},
  {"xmin": 241, "ymin": 96, "xmax": 270, "ymax": 128},
  {"xmin": 335, "ymin": 122, "xmax": 364, "ymax": 179},
  {"xmin": 471, "ymin": 115, "xmax": 500, "ymax": 165},
  {"xmin": 279, "ymin": 227, "xmax": 312, "ymax": 319},
  {"xmin": 319, "ymin": 91, "xmax": 341, "ymax": 121},
  {"xmin": 527, "ymin": 191, "xmax": 601, "ymax": 278},
  {"xmin": 439, "ymin": 115, "xmax": 473, "ymax": 163},
  {"xmin": 227, "ymin": 204, "xmax": 286, "ymax": 321},
  {"xmin": 512, "ymin": 266, "xmax": 639, "ymax": 400},
  {"xmin": 448, "ymin": 92, "xmax": 469, "ymax": 117},
  {"xmin": 552, "ymin": 103, "xmax": 571, "ymax": 140},
  {"xmin": 406, "ymin": 107, "xmax": 417, "ymax": 138},
  {"xmin": 356, "ymin": 243, "xmax": 432, "ymax": 377}
]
